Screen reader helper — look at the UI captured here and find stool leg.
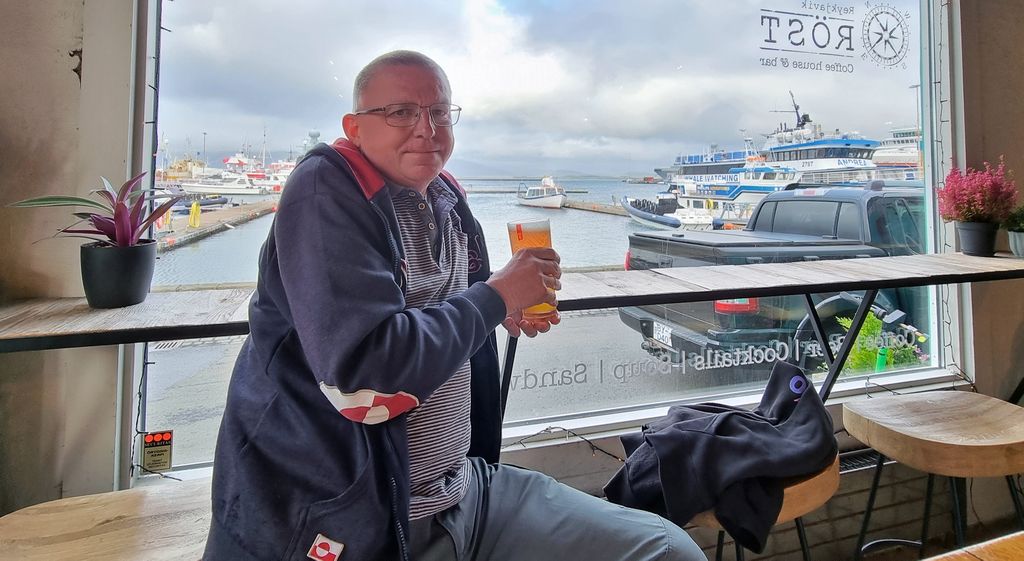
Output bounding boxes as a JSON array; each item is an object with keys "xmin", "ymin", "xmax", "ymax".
[
  {"xmin": 855, "ymin": 453, "xmax": 887, "ymax": 561},
  {"xmin": 918, "ymin": 474, "xmax": 935, "ymax": 560},
  {"xmin": 715, "ymin": 531, "xmax": 725, "ymax": 561},
  {"xmin": 948, "ymin": 477, "xmax": 966, "ymax": 548},
  {"xmin": 795, "ymin": 516, "xmax": 812, "ymax": 561},
  {"xmin": 1006, "ymin": 476, "xmax": 1024, "ymax": 530},
  {"xmin": 734, "ymin": 539, "xmax": 745, "ymax": 561}
]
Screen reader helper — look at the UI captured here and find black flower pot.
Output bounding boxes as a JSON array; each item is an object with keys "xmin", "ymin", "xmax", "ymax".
[
  {"xmin": 955, "ymin": 221, "xmax": 999, "ymax": 257},
  {"xmin": 80, "ymin": 239, "xmax": 157, "ymax": 308}
]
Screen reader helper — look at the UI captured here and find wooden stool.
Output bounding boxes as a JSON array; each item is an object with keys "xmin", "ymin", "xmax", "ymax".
[
  {"xmin": 923, "ymin": 529, "xmax": 1024, "ymax": 560},
  {"xmin": 690, "ymin": 454, "xmax": 840, "ymax": 561},
  {"xmin": 0, "ymin": 477, "xmax": 210, "ymax": 560},
  {"xmin": 844, "ymin": 391, "xmax": 1024, "ymax": 559}
]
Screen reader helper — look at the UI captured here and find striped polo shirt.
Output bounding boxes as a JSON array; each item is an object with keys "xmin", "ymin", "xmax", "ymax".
[{"xmin": 389, "ymin": 178, "xmax": 472, "ymax": 520}]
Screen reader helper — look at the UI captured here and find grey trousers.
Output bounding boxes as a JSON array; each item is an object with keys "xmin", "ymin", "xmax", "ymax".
[{"xmin": 409, "ymin": 457, "xmax": 707, "ymax": 561}]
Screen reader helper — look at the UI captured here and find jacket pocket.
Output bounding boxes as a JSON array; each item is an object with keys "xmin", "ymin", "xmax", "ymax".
[{"xmin": 284, "ymin": 458, "xmax": 394, "ymax": 560}]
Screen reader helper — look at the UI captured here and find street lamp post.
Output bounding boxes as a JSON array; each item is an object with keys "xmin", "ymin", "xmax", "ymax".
[
  {"xmin": 909, "ymin": 84, "xmax": 921, "ymax": 132},
  {"xmin": 202, "ymin": 131, "xmax": 208, "ymax": 170}
]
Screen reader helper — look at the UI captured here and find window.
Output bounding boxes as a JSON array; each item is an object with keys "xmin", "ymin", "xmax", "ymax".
[
  {"xmin": 773, "ymin": 201, "xmax": 840, "ymax": 236},
  {"xmin": 837, "ymin": 202, "xmax": 861, "ymax": 239},
  {"xmin": 142, "ymin": 0, "xmax": 934, "ymax": 467},
  {"xmin": 752, "ymin": 201, "xmax": 776, "ymax": 231}
]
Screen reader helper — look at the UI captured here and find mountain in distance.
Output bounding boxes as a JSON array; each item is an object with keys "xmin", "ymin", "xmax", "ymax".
[
  {"xmin": 445, "ymin": 157, "xmax": 517, "ymax": 179},
  {"xmin": 448, "ymin": 157, "xmax": 638, "ymax": 180}
]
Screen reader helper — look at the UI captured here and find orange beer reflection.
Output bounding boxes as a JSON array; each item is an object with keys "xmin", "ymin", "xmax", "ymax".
[{"xmin": 506, "ymin": 218, "xmax": 558, "ymax": 321}]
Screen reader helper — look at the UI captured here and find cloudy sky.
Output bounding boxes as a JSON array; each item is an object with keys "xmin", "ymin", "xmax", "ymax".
[{"xmin": 158, "ymin": 0, "xmax": 922, "ymax": 177}]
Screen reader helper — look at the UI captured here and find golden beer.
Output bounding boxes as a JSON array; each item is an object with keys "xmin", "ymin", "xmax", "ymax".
[{"xmin": 506, "ymin": 218, "xmax": 557, "ymax": 320}]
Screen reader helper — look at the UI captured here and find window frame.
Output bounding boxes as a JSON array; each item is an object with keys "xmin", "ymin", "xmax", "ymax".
[{"xmin": 134, "ymin": 0, "xmax": 965, "ymax": 474}]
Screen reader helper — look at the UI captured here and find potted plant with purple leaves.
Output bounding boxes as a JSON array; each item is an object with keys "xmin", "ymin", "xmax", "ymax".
[
  {"xmin": 9, "ymin": 172, "xmax": 184, "ymax": 308},
  {"xmin": 937, "ymin": 158, "xmax": 1018, "ymax": 256}
]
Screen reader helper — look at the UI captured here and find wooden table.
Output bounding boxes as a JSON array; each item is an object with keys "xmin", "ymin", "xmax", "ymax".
[
  {"xmin": 925, "ymin": 530, "xmax": 1024, "ymax": 560},
  {"xmin": 3, "ymin": 253, "xmax": 1024, "ymax": 401},
  {"xmin": 0, "ymin": 288, "xmax": 252, "ymax": 353},
  {"xmin": 507, "ymin": 252, "xmax": 1024, "ymax": 404},
  {"xmin": 1, "ymin": 253, "xmax": 1024, "ymax": 559}
]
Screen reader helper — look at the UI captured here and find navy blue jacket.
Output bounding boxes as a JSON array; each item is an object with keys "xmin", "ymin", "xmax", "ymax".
[
  {"xmin": 604, "ymin": 361, "xmax": 837, "ymax": 553},
  {"xmin": 204, "ymin": 140, "xmax": 506, "ymax": 560}
]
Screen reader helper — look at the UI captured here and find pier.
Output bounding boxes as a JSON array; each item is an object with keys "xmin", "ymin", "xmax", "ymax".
[
  {"xmin": 564, "ymin": 198, "xmax": 628, "ymax": 216},
  {"xmin": 154, "ymin": 194, "xmax": 628, "ymax": 255},
  {"xmin": 466, "ymin": 188, "xmax": 589, "ymax": 194},
  {"xmin": 157, "ymin": 200, "xmax": 277, "ymax": 253}
]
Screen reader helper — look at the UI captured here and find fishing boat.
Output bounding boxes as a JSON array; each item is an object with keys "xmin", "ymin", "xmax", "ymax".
[
  {"xmin": 180, "ymin": 174, "xmax": 281, "ymax": 197},
  {"xmin": 621, "ymin": 194, "xmax": 714, "ymax": 231},
  {"xmin": 516, "ymin": 177, "xmax": 567, "ymax": 209}
]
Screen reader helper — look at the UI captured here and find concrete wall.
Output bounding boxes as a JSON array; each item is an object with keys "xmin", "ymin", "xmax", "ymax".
[{"xmin": 0, "ymin": 2, "xmax": 137, "ymax": 513}]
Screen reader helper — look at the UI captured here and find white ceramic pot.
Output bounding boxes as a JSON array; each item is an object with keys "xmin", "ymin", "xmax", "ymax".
[{"xmin": 1009, "ymin": 230, "xmax": 1024, "ymax": 257}]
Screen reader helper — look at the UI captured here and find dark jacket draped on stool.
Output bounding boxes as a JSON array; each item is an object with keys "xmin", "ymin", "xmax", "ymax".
[{"xmin": 604, "ymin": 361, "xmax": 837, "ymax": 552}]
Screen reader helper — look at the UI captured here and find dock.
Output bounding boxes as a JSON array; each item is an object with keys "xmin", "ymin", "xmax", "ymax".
[
  {"xmin": 153, "ymin": 195, "xmax": 627, "ymax": 254},
  {"xmin": 157, "ymin": 200, "xmax": 277, "ymax": 253},
  {"xmin": 564, "ymin": 198, "xmax": 628, "ymax": 216},
  {"xmin": 466, "ymin": 189, "xmax": 589, "ymax": 194}
]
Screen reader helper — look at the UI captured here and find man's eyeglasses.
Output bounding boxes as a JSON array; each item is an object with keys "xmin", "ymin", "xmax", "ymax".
[{"xmin": 354, "ymin": 103, "xmax": 462, "ymax": 127}]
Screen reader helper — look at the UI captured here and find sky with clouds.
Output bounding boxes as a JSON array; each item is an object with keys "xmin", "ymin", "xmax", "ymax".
[{"xmin": 158, "ymin": 0, "xmax": 922, "ymax": 177}]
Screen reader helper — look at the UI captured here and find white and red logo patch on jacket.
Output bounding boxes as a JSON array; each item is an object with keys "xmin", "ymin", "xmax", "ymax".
[
  {"xmin": 307, "ymin": 533, "xmax": 344, "ymax": 560},
  {"xmin": 319, "ymin": 383, "xmax": 420, "ymax": 424}
]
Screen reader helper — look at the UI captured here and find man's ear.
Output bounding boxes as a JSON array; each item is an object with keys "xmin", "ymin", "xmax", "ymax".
[{"xmin": 341, "ymin": 114, "xmax": 360, "ymax": 145}]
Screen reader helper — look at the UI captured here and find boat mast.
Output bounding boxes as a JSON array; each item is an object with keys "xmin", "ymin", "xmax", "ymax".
[{"xmin": 261, "ymin": 127, "xmax": 267, "ymax": 169}]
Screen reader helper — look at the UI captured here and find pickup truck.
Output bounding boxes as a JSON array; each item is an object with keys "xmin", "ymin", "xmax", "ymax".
[{"xmin": 617, "ymin": 182, "xmax": 929, "ymax": 384}]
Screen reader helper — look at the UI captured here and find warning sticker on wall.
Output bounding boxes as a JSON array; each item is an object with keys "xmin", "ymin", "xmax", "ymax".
[{"xmin": 142, "ymin": 430, "xmax": 173, "ymax": 472}]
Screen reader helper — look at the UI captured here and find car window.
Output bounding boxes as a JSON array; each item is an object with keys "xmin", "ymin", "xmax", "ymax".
[
  {"xmin": 771, "ymin": 200, "xmax": 840, "ymax": 236},
  {"xmin": 894, "ymin": 199, "xmax": 924, "ymax": 253},
  {"xmin": 882, "ymin": 203, "xmax": 904, "ymax": 253},
  {"xmin": 751, "ymin": 201, "xmax": 776, "ymax": 231},
  {"xmin": 867, "ymin": 197, "xmax": 923, "ymax": 255},
  {"xmin": 837, "ymin": 202, "xmax": 861, "ymax": 239}
]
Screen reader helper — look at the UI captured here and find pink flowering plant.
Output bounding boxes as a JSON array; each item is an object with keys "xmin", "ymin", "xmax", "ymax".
[{"xmin": 937, "ymin": 159, "xmax": 1018, "ymax": 223}]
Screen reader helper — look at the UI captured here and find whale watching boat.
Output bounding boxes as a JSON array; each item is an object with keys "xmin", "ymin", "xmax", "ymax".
[
  {"xmin": 668, "ymin": 163, "xmax": 802, "ymax": 224},
  {"xmin": 655, "ymin": 93, "xmax": 879, "ymax": 186}
]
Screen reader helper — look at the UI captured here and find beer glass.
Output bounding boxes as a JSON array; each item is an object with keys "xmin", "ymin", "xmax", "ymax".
[{"xmin": 506, "ymin": 218, "xmax": 558, "ymax": 321}]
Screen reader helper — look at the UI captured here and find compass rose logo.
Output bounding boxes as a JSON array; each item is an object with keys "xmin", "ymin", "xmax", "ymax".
[{"xmin": 861, "ymin": 2, "xmax": 911, "ymax": 68}]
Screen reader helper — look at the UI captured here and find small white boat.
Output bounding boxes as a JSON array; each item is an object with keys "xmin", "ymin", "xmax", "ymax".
[
  {"xmin": 517, "ymin": 177, "xmax": 567, "ymax": 209},
  {"xmin": 621, "ymin": 194, "xmax": 714, "ymax": 231}
]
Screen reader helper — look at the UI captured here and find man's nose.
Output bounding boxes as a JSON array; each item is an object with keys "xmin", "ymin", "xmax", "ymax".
[{"xmin": 412, "ymin": 108, "xmax": 436, "ymax": 137}]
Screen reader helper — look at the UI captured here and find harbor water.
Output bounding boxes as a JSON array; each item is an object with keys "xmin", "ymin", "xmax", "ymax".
[{"xmin": 153, "ymin": 179, "xmax": 664, "ymax": 286}]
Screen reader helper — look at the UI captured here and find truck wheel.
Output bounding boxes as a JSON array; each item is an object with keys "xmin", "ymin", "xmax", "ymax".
[
  {"xmin": 792, "ymin": 316, "xmax": 845, "ymax": 374},
  {"xmin": 791, "ymin": 295, "xmax": 863, "ymax": 374}
]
